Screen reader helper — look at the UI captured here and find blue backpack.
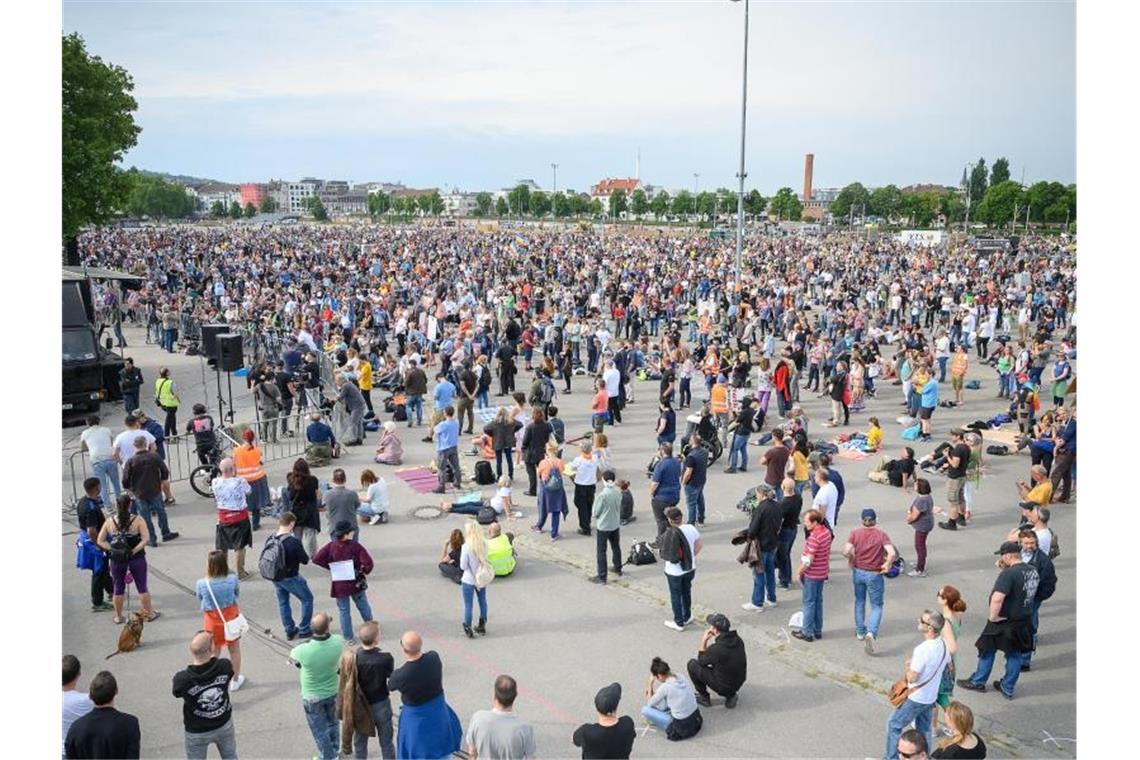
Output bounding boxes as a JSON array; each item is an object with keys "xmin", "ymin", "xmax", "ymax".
[
  {"xmin": 543, "ymin": 466, "xmax": 564, "ymax": 493},
  {"xmin": 901, "ymin": 424, "xmax": 921, "ymax": 441}
]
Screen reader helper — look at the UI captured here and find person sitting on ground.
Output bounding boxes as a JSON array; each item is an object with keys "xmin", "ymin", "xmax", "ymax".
[
  {"xmin": 866, "ymin": 417, "xmax": 884, "ymax": 451},
  {"xmin": 868, "ymin": 447, "xmax": 916, "ymax": 489},
  {"xmin": 441, "ymin": 475, "xmax": 521, "ymax": 520},
  {"xmin": 305, "ymin": 411, "xmax": 337, "ymax": 467},
  {"xmin": 373, "ymin": 421, "xmax": 404, "ymax": 465},
  {"xmin": 357, "ymin": 469, "xmax": 390, "ymax": 525},
  {"xmin": 486, "ymin": 520, "xmax": 517, "ymax": 577},
  {"xmin": 438, "ymin": 529, "xmax": 465, "ymax": 584},
  {"xmin": 640, "ymin": 656, "xmax": 702, "ymax": 741},
  {"xmin": 686, "ymin": 613, "xmax": 747, "ymax": 710}
]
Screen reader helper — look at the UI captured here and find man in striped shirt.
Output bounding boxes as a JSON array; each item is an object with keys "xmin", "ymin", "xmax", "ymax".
[{"xmin": 793, "ymin": 509, "xmax": 834, "ymax": 642}]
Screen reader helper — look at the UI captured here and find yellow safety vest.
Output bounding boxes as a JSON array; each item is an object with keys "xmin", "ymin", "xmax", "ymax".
[
  {"xmin": 487, "ymin": 535, "xmax": 515, "ymax": 576},
  {"xmin": 155, "ymin": 378, "xmax": 179, "ymax": 409}
]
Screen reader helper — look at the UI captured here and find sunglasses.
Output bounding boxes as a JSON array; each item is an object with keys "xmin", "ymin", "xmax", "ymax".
[{"xmin": 898, "ymin": 748, "xmax": 922, "ymax": 759}]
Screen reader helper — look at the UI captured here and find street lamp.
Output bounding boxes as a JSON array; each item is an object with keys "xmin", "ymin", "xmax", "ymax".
[{"xmin": 730, "ymin": 0, "xmax": 749, "ymax": 300}]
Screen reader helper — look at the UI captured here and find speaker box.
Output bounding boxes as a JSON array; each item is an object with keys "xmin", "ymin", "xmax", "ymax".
[
  {"xmin": 217, "ymin": 333, "xmax": 244, "ymax": 372},
  {"xmin": 200, "ymin": 324, "xmax": 228, "ymax": 359}
]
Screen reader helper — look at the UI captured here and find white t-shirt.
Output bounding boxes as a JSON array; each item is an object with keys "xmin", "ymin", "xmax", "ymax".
[
  {"xmin": 81, "ymin": 426, "xmax": 115, "ymax": 463},
  {"xmin": 664, "ymin": 524, "xmax": 700, "ymax": 577},
  {"xmin": 1033, "ymin": 527, "xmax": 1053, "ymax": 557},
  {"xmin": 63, "ymin": 690, "xmax": 94, "ymax": 753},
  {"xmin": 908, "ymin": 637, "xmax": 950, "ymax": 705},
  {"xmin": 365, "ymin": 481, "xmax": 389, "ymax": 514},
  {"xmin": 490, "ymin": 486, "xmax": 511, "ymax": 515},
  {"xmin": 113, "ymin": 429, "xmax": 155, "ymax": 465},
  {"xmin": 570, "ymin": 456, "xmax": 598, "ymax": 486},
  {"xmin": 603, "ymin": 367, "xmax": 621, "ymax": 397},
  {"xmin": 813, "ymin": 482, "xmax": 839, "ymax": 527}
]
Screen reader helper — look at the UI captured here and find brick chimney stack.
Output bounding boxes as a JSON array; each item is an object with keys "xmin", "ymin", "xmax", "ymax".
[{"xmin": 803, "ymin": 153, "xmax": 814, "ymax": 203}]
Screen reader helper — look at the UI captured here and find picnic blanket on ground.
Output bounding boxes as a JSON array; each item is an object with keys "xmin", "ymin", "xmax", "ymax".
[
  {"xmin": 836, "ymin": 448, "xmax": 872, "ymax": 461},
  {"xmin": 395, "ymin": 467, "xmax": 450, "ymax": 493}
]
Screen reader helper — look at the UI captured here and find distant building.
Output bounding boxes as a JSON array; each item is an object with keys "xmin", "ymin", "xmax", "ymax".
[
  {"xmin": 325, "ymin": 192, "xmax": 368, "ymax": 216},
  {"xmin": 591, "ymin": 178, "xmax": 642, "ymax": 209},
  {"xmin": 239, "ymin": 183, "xmax": 265, "ymax": 210},
  {"xmin": 442, "ymin": 188, "xmax": 478, "ymax": 217},
  {"xmin": 196, "ymin": 182, "xmax": 241, "ymax": 212}
]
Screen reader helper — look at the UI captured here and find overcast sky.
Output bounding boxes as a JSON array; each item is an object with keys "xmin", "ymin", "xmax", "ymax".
[{"xmin": 63, "ymin": 0, "xmax": 1075, "ymax": 194}]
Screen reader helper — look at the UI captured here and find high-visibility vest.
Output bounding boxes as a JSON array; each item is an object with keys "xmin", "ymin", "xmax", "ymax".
[
  {"xmin": 155, "ymin": 378, "xmax": 179, "ymax": 409},
  {"xmin": 710, "ymin": 384, "xmax": 729, "ymax": 414},
  {"xmin": 487, "ymin": 534, "xmax": 516, "ymax": 576},
  {"xmin": 234, "ymin": 445, "xmax": 265, "ymax": 482}
]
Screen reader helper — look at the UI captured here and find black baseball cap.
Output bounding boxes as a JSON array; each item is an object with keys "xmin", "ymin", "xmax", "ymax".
[{"xmin": 994, "ymin": 540, "xmax": 1021, "ymax": 555}]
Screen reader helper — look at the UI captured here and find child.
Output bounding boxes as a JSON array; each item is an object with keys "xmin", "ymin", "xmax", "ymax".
[
  {"xmin": 76, "ymin": 477, "xmax": 114, "ymax": 611},
  {"xmin": 618, "ymin": 479, "xmax": 636, "ymax": 526},
  {"xmin": 358, "ymin": 469, "xmax": 389, "ymax": 525},
  {"xmin": 866, "ymin": 417, "xmax": 883, "ymax": 451}
]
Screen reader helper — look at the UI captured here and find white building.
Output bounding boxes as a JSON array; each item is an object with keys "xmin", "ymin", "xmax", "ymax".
[
  {"xmin": 442, "ymin": 189, "xmax": 479, "ymax": 217},
  {"xmin": 286, "ymin": 179, "xmax": 321, "ymax": 214},
  {"xmin": 195, "ymin": 183, "xmax": 241, "ymax": 213}
]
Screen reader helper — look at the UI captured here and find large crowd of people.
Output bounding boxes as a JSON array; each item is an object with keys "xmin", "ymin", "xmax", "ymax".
[{"xmin": 66, "ymin": 221, "xmax": 1075, "ymax": 758}]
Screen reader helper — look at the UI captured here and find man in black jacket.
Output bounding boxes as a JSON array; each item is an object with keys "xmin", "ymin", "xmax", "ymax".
[
  {"xmin": 742, "ymin": 483, "xmax": 783, "ymax": 611},
  {"xmin": 1017, "ymin": 529, "xmax": 1057, "ymax": 672},
  {"xmin": 520, "ymin": 410, "xmax": 553, "ymax": 496},
  {"xmin": 686, "ymin": 613, "xmax": 747, "ymax": 709},
  {"xmin": 172, "ymin": 631, "xmax": 237, "ymax": 759},
  {"xmin": 65, "ymin": 671, "xmax": 141, "ymax": 759}
]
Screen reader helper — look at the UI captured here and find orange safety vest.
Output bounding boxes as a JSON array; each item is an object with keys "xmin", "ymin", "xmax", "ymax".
[
  {"xmin": 233, "ymin": 445, "xmax": 265, "ymax": 482},
  {"xmin": 710, "ymin": 384, "xmax": 729, "ymax": 414}
]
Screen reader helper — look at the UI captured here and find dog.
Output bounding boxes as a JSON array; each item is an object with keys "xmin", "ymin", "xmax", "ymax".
[{"xmin": 105, "ymin": 610, "xmax": 147, "ymax": 659}]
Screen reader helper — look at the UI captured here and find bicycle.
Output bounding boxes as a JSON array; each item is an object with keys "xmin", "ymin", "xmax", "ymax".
[{"xmin": 188, "ymin": 431, "xmax": 238, "ymax": 498}]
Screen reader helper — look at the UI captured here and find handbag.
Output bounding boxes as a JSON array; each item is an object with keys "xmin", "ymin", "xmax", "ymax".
[
  {"xmin": 474, "ymin": 559, "xmax": 494, "ymax": 589},
  {"xmin": 888, "ymin": 641, "xmax": 946, "ymax": 707},
  {"xmin": 205, "ymin": 577, "xmax": 250, "ymax": 642}
]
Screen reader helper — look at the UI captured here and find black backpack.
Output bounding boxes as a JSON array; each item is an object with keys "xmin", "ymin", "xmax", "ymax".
[
  {"xmin": 627, "ymin": 541, "xmax": 657, "ymax": 566},
  {"xmin": 108, "ymin": 529, "xmax": 132, "ymax": 563},
  {"xmin": 475, "ymin": 460, "xmax": 496, "ymax": 485},
  {"xmin": 259, "ymin": 534, "xmax": 289, "ymax": 581}
]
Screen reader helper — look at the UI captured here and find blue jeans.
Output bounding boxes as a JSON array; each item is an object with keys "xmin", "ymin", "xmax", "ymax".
[
  {"xmin": 752, "ymin": 550, "xmax": 778, "ymax": 605},
  {"xmin": 777, "ymin": 527, "xmax": 797, "ymax": 586},
  {"xmin": 353, "ymin": 699, "xmax": 395, "ymax": 759},
  {"xmin": 302, "ymin": 695, "xmax": 340, "ymax": 760},
  {"xmin": 134, "ymin": 494, "xmax": 172, "ymax": 543},
  {"xmin": 937, "ymin": 356, "xmax": 948, "ymax": 382},
  {"xmin": 335, "ymin": 591, "xmax": 373, "ymax": 641},
  {"xmin": 684, "ymin": 484, "xmax": 706, "ymax": 525},
  {"xmin": 462, "ymin": 582, "xmax": 488, "ymax": 626},
  {"xmin": 476, "ymin": 389, "xmax": 489, "ymax": 409},
  {"xmin": 405, "ymin": 395, "xmax": 423, "ymax": 425},
  {"xmin": 801, "ymin": 578, "xmax": 824, "ymax": 637},
  {"xmin": 728, "ymin": 433, "xmax": 750, "ymax": 470},
  {"xmin": 666, "ymin": 571, "xmax": 694, "ymax": 626},
  {"xmin": 640, "ymin": 705, "xmax": 672, "ymax": 731},
  {"xmin": 968, "ymin": 647, "xmax": 1026, "ymax": 696},
  {"xmin": 884, "ymin": 698, "xmax": 933, "ymax": 760},
  {"xmin": 852, "ymin": 569, "xmax": 885, "ymax": 637},
  {"xmin": 90, "ymin": 459, "xmax": 121, "ymax": 508},
  {"xmin": 274, "ymin": 575, "xmax": 314, "ymax": 636}
]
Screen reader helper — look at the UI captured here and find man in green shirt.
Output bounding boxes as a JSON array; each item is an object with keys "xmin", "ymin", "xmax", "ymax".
[
  {"xmin": 290, "ymin": 613, "xmax": 342, "ymax": 760},
  {"xmin": 589, "ymin": 470, "xmax": 623, "ymax": 584}
]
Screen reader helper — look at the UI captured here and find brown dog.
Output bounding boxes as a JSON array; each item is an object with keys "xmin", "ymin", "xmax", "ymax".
[{"xmin": 105, "ymin": 610, "xmax": 147, "ymax": 659}]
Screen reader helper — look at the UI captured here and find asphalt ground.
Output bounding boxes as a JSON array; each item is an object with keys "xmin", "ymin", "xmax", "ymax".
[{"xmin": 61, "ymin": 326, "xmax": 1076, "ymax": 759}]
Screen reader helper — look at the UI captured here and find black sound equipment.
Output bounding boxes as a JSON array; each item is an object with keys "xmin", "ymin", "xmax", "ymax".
[
  {"xmin": 201, "ymin": 324, "xmax": 228, "ymax": 359},
  {"xmin": 217, "ymin": 333, "xmax": 244, "ymax": 372}
]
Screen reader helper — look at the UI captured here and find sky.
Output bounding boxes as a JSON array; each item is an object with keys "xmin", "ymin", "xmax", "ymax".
[{"xmin": 62, "ymin": 0, "xmax": 1076, "ymax": 194}]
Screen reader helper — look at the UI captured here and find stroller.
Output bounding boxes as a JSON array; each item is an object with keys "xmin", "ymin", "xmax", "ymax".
[{"xmin": 679, "ymin": 410, "xmax": 724, "ymax": 465}]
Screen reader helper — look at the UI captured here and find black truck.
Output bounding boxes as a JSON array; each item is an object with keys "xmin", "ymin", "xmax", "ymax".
[{"xmin": 62, "ymin": 267, "xmax": 137, "ymax": 419}]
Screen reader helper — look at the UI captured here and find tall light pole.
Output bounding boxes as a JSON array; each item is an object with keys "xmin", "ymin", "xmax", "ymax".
[
  {"xmin": 731, "ymin": 0, "xmax": 749, "ymax": 299},
  {"xmin": 551, "ymin": 163, "xmax": 558, "ymax": 219}
]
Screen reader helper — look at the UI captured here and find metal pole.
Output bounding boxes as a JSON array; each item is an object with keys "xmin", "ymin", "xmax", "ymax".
[{"xmin": 734, "ymin": 0, "xmax": 749, "ymax": 298}]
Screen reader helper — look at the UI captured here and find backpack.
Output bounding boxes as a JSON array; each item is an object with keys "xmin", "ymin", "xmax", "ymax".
[
  {"xmin": 108, "ymin": 523, "xmax": 133, "ymax": 563},
  {"xmin": 476, "ymin": 505, "xmax": 498, "ymax": 525},
  {"xmin": 475, "ymin": 460, "xmax": 496, "ymax": 485},
  {"xmin": 627, "ymin": 541, "xmax": 657, "ymax": 566},
  {"xmin": 901, "ymin": 424, "xmax": 921, "ymax": 441},
  {"xmin": 259, "ymin": 534, "xmax": 289, "ymax": 581},
  {"xmin": 543, "ymin": 466, "xmax": 564, "ymax": 493},
  {"xmin": 393, "ymin": 404, "xmax": 408, "ymax": 422},
  {"xmin": 474, "ymin": 559, "xmax": 494, "ymax": 589},
  {"xmin": 1049, "ymin": 532, "xmax": 1060, "ymax": 559},
  {"xmin": 539, "ymin": 379, "xmax": 555, "ymax": 405},
  {"xmin": 986, "ymin": 444, "xmax": 1009, "ymax": 455}
]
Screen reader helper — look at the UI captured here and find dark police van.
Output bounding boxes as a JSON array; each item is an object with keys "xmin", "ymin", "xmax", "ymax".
[{"xmin": 62, "ymin": 267, "xmax": 136, "ymax": 418}]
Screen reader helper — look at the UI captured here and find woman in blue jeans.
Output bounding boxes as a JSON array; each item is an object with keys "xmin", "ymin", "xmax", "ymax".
[
  {"xmin": 459, "ymin": 520, "xmax": 489, "ymax": 639},
  {"xmin": 640, "ymin": 657, "xmax": 702, "ymax": 740}
]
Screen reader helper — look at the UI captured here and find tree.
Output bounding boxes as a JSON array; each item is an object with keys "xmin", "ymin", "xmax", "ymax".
[
  {"xmin": 695, "ymin": 191, "xmax": 716, "ymax": 220},
  {"xmin": 552, "ymin": 192, "xmax": 571, "ymax": 218},
  {"xmin": 830, "ymin": 182, "xmax": 871, "ymax": 222},
  {"xmin": 902, "ymin": 191, "xmax": 939, "ymax": 227},
  {"xmin": 769, "ymin": 187, "xmax": 802, "ymax": 221},
  {"xmin": 530, "ymin": 191, "xmax": 551, "ymax": 218},
  {"xmin": 474, "ymin": 192, "xmax": 493, "ymax": 218},
  {"xmin": 630, "ymin": 189, "xmax": 649, "ymax": 218},
  {"xmin": 508, "ymin": 184, "xmax": 531, "ymax": 216},
  {"xmin": 228, "ymin": 200, "xmax": 242, "ymax": 219},
  {"xmin": 209, "ymin": 200, "xmax": 226, "ymax": 218},
  {"xmin": 968, "ymin": 158, "xmax": 988, "ymax": 205},
  {"xmin": 990, "ymin": 157, "xmax": 1011, "ymax": 187},
  {"xmin": 305, "ymin": 196, "xmax": 328, "ymax": 221},
  {"xmin": 242, "ymin": 202, "xmax": 257, "ymax": 218},
  {"xmin": 608, "ymin": 189, "xmax": 628, "ymax": 218},
  {"xmin": 650, "ymin": 191, "xmax": 670, "ymax": 220},
  {"xmin": 568, "ymin": 193, "xmax": 590, "ymax": 217},
  {"xmin": 588, "ymin": 198, "xmax": 603, "ymax": 217},
  {"xmin": 259, "ymin": 195, "xmax": 279, "ymax": 214},
  {"xmin": 671, "ymin": 190, "xmax": 694, "ymax": 217},
  {"xmin": 495, "ymin": 196, "xmax": 509, "ymax": 217},
  {"xmin": 939, "ymin": 193, "xmax": 966, "ymax": 225},
  {"xmin": 868, "ymin": 184, "xmax": 903, "ymax": 222},
  {"xmin": 716, "ymin": 189, "xmax": 736, "ymax": 221},
  {"xmin": 124, "ymin": 171, "xmax": 195, "ymax": 220},
  {"xmin": 367, "ymin": 191, "xmax": 390, "ymax": 217},
  {"xmin": 744, "ymin": 189, "xmax": 767, "ymax": 217},
  {"xmin": 975, "ymin": 180, "xmax": 1024, "ymax": 226},
  {"xmin": 62, "ymin": 32, "xmax": 142, "ymax": 261}
]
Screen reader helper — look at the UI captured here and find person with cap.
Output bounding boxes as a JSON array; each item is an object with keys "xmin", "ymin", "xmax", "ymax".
[
  {"xmin": 883, "ymin": 608, "xmax": 951, "ymax": 760},
  {"xmin": 843, "ymin": 508, "xmax": 897, "ymax": 654},
  {"xmin": 937, "ymin": 429, "xmax": 972, "ymax": 532},
  {"xmin": 1007, "ymin": 503, "xmax": 1053, "ymax": 557},
  {"xmin": 1016, "ymin": 529, "xmax": 1056, "ymax": 673},
  {"xmin": 572, "ymin": 682, "xmax": 636, "ymax": 759},
  {"xmin": 741, "ymin": 482, "xmax": 782, "ymax": 612},
  {"xmin": 463, "ymin": 674, "xmax": 536, "ymax": 760},
  {"xmin": 957, "ymin": 540, "xmax": 1040, "ymax": 699},
  {"xmin": 686, "ymin": 613, "xmax": 747, "ymax": 709},
  {"xmin": 312, "ymin": 521, "xmax": 375, "ymax": 645}
]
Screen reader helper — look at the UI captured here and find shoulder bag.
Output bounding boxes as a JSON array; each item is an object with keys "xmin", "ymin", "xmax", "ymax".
[
  {"xmin": 205, "ymin": 577, "xmax": 250, "ymax": 642},
  {"xmin": 888, "ymin": 641, "xmax": 946, "ymax": 707}
]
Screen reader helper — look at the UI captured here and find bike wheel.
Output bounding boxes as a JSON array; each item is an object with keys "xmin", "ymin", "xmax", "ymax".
[
  {"xmin": 705, "ymin": 439, "xmax": 724, "ymax": 466},
  {"xmin": 190, "ymin": 465, "xmax": 216, "ymax": 498}
]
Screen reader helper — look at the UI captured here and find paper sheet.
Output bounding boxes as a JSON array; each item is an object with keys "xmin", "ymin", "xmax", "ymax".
[{"xmin": 329, "ymin": 559, "xmax": 356, "ymax": 582}]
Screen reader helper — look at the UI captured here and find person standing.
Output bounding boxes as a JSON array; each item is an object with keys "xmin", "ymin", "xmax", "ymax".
[
  {"xmin": 681, "ymin": 432, "xmax": 709, "ymax": 527},
  {"xmin": 195, "ymin": 550, "xmax": 247, "ymax": 692},
  {"xmin": 776, "ymin": 478, "xmax": 803, "ymax": 589},
  {"xmin": 571, "ymin": 683, "xmax": 636, "ymax": 759},
  {"xmin": 883, "ymin": 610, "xmax": 951, "ymax": 760},
  {"xmin": 588, "ymin": 470, "xmax": 623, "ymax": 584},
  {"xmin": 352, "ymin": 621, "xmax": 396, "ymax": 760},
  {"xmin": 459, "ymin": 520, "xmax": 491, "ymax": 638},
  {"xmin": 313, "ymin": 521, "xmax": 375, "ymax": 645},
  {"xmin": 64, "ymin": 671, "xmax": 141, "ymax": 760},
  {"xmin": 264, "ymin": 512, "xmax": 314, "ymax": 640},
  {"xmin": 404, "ymin": 359, "xmax": 428, "ymax": 428},
  {"xmin": 521, "ymin": 408, "xmax": 553, "ymax": 497},
  {"xmin": 211, "ymin": 458, "xmax": 253, "ymax": 579},
  {"xmin": 725, "ymin": 397, "xmax": 759, "ymax": 473},
  {"xmin": 457, "ymin": 362, "xmax": 478, "ymax": 435},
  {"xmin": 388, "ymin": 631, "xmax": 463, "ymax": 759},
  {"xmin": 154, "ymin": 367, "xmax": 180, "ymax": 437},
  {"xmin": 569, "ymin": 441, "xmax": 599, "ymax": 535},
  {"xmin": 76, "ymin": 478, "xmax": 114, "ymax": 611},
  {"xmin": 96, "ymin": 495, "xmax": 159, "ymax": 624},
  {"xmin": 1015, "ymin": 530, "xmax": 1056, "ymax": 673},
  {"xmin": 938, "ymin": 429, "xmax": 971, "ymax": 531},
  {"xmin": 907, "ymin": 479, "xmax": 935, "ymax": 577},
  {"xmin": 62, "ymin": 656, "xmax": 94, "ymax": 756},
  {"xmin": 759, "ymin": 429, "xmax": 790, "ymax": 490},
  {"xmin": 741, "ymin": 482, "xmax": 781, "ymax": 612},
  {"xmin": 290, "ymin": 613, "xmax": 343, "ymax": 760},
  {"xmin": 957, "ymin": 541, "xmax": 1039, "ymax": 699},
  {"xmin": 172, "ymin": 631, "xmax": 238, "ymax": 760},
  {"xmin": 661, "ymin": 507, "xmax": 702, "ymax": 631},
  {"xmin": 80, "ymin": 415, "xmax": 120, "ymax": 508},
  {"xmin": 121, "ymin": 435, "xmax": 179, "ymax": 546},
  {"xmin": 335, "ymin": 373, "xmax": 367, "ymax": 446},
  {"xmin": 463, "ymin": 675, "xmax": 537, "ymax": 759},
  {"xmin": 793, "ymin": 509, "xmax": 834, "ymax": 642},
  {"xmin": 811, "ymin": 467, "xmax": 839, "ymax": 530},
  {"xmin": 686, "ymin": 613, "xmax": 747, "ymax": 709},
  {"xmin": 649, "ymin": 444, "xmax": 682, "ymax": 546},
  {"xmin": 118, "ymin": 358, "xmax": 143, "ymax": 416},
  {"xmin": 1049, "ymin": 408, "xmax": 1075, "ymax": 503},
  {"xmin": 843, "ymin": 508, "xmax": 897, "ymax": 654}
]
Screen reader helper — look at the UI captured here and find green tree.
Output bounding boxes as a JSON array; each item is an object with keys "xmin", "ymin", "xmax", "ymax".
[
  {"xmin": 830, "ymin": 182, "xmax": 871, "ymax": 221},
  {"xmin": 608, "ymin": 189, "xmax": 628, "ymax": 218},
  {"xmin": 744, "ymin": 189, "xmax": 767, "ymax": 217},
  {"xmin": 508, "ymin": 184, "xmax": 531, "ymax": 216},
  {"xmin": 305, "ymin": 196, "xmax": 328, "ymax": 221},
  {"xmin": 868, "ymin": 184, "xmax": 903, "ymax": 221},
  {"xmin": 716, "ymin": 189, "xmax": 736, "ymax": 220},
  {"xmin": 228, "ymin": 200, "xmax": 242, "ymax": 219},
  {"xmin": 209, "ymin": 200, "xmax": 226, "ymax": 218},
  {"xmin": 474, "ymin": 192, "xmax": 493, "ymax": 218},
  {"xmin": 630, "ymin": 189, "xmax": 649, "ymax": 218},
  {"xmin": 769, "ymin": 187, "xmax": 802, "ymax": 221},
  {"xmin": 671, "ymin": 190, "xmax": 694, "ymax": 217},
  {"xmin": 939, "ymin": 193, "xmax": 966, "ymax": 225},
  {"xmin": 975, "ymin": 180, "xmax": 1024, "ymax": 226},
  {"xmin": 124, "ymin": 171, "xmax": 195, "ymax": 219},
  {"xmin": 650, "ymin": 191, "xmax": 670, "ymax": 220},
  {"xmin": 417, "ymin": 193, "xmax": 432, "ymax": 216},
  {"xmin": 243, "ymin": 202, "xmax": 257, "ymax": 218},
  {"xmin": 569, "ymin": 194, "xmax": 589, "ymax": 217},
  {"xmin": 259, "ymin": 195, "xmax": 279, "ymax": 214},
  {"xmin": 902, "ymin": 191, "xmax": 939, "ymax": 227},
  {"xmin": 495, "ymin": 196, "xmax": 509, "ymax": 217},
  {"xmin": 367, "ymin": 191, "xmax": 390, "ymax": 217},
  {"xmin": 968, "ymin": 158, "xmax": 988, "ymax": 205},
  {"xmin": 694, "ymin": 191, "xmax": 716, "ymax": 220},
  {"xmin": 530, "ymin": 191, "xmax": 551, "ymax": 217},
  {"xmin": 551, "ymin": 192, "xmax": 571, "ymax": 218},
  {"xmin": 990, "ymin": 157, "xmax": 1011, "ymax": 187},
  {"xmin": 62, "ymin": 32, "xmax": 142, "ymax": 261},
  {"xmin": 589, "ymin": 198, "xmax": 603, "ymax": 216}
]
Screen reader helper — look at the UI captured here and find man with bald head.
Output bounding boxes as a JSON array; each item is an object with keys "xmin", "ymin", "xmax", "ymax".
[
  {"xmin": 389, "ymin": 631, "xmax": 462, "ymax": 759},
  {"xmin": 172, "ymin": 631, "xmax": 238, "ymax": 759},
  {"xmin": 291, "ymin": 613, "xmax": 343, "ymax": 760},
  {"xmin": 212, "ymin": 457, "xmax": 253, "ymax": 579}
]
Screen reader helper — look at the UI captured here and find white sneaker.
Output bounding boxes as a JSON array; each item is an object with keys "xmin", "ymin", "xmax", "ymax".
[
  {"xmin": 664, "ymin": 620, "xmax": 685, "ymax": 632},
  {"xmin": 369, "ymin": 514, "xmax": 382, "ymax": 525},
  {"xmin": 765, "ymin": 600, "xmax": 778, "ymax": 608},
  {"xmin": 907, "ymin": 569, "xmax": 927, "ymax": 578},
  {"xmin": 741, "ymin": 602, "xmax": 764, "ymax": 611},
  {"xmin": 864, "ymin": 633, "xmax": 875, "ymax": 655},
  {"xmin": 855, "ymin": 632, "xmax": 865, "ymax": 640},
  {"xmin": 229, "ymin": 674, "xmax": 246, "ymax": 692}
]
